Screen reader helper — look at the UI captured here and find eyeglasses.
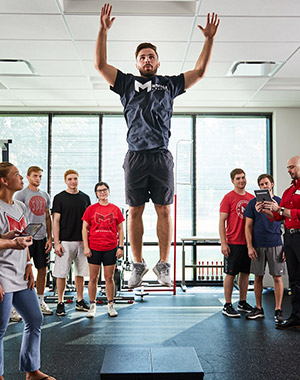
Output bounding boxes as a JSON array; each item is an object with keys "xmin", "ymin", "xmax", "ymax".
[{"xmin": 96, "ymin": 189, "xmax": 108, "ymax": 193}]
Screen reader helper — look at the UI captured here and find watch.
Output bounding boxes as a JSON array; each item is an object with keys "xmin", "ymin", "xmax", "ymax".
[
  {"xmin": 118, "ymin": 246, "xmax": 124, "ymax": 250},
  {"xmin": 279, "ymin": 207, "xmax": 284, "ymax": 216}
]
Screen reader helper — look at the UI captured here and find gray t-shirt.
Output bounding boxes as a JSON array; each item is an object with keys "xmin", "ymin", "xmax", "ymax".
[
  {"xmin": 14, "ymin": 187, "xmax": 50, "ymax": 240},
  {"xmin": 0, "ymin": 199, "xmax": 28, "ymax": 292}
]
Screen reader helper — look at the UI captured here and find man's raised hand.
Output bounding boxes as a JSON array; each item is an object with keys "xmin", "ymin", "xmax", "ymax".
[
  {"xmin": 198, "ymin": 12, "xmax": 220, "ymax": 39},
  {"xmin": 100, "ymin": 3, "xmax": 115, "ymax": 30}
]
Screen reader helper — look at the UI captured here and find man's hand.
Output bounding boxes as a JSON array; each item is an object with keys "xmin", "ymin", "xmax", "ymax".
[
  {"xmin": 13, "ymin": 236, "xmax": 33, "ymax": 249},
  {"xmin": 116, "ymin": 248, "xmax": 123, "ymax": 260},
  {"xmin": 84, "ymin": 248, "xmax": 92, "ymax": 258},
  {"xmin": 198, "ymin": 13, "xmax": 220, "ymax": 39},
  {"xmin": 0, "ymin": 284, "xmax": 4, "ymax": 302},
  {"xmin": 25, "ymin": 265, "xmax": 35, "ymax": 290},
  {"xmin": 255, "ymin": 201, "xmax": 264, "ymax": 213},
  {"xmin": 1, "ymin": 230, "xmax": 18, "ymax": 239},
  {"xmin": 248, "ymin": 246, "xmax": 258, "ymax": 261},
  {"xmin": 100, "ymin": 3, "xmax": 115, "ymax": 30},
  {"xmin": 54, "ymin": 242, "xmax": 64, "ymax": 257},
  {"xmin": 221, "ymin": 242, "xmax": 230, "ymax": 258},
  {"xmin": 45, "ymin": 238, "xmax": 52, "ymax": 254},
  {"xmin": 263, "ymin": 199, "xmax": 279, "ymax": 212}
]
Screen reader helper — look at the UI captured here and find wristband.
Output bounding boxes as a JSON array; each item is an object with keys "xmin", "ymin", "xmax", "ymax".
[
  {"xmin": 279, "ymin": 207, "xmax": 284, "ymax": 216},
  {"xmin": 26, "ymin": 260, "xmax": 33, "ymax": 266},
  {"xmin": 118, "ymin": 246, "xmax": 124, "ymax": 250}
]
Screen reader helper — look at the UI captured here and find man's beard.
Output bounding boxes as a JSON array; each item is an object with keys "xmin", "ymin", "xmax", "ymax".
[{"xmin": 138, "ymin": 66, "xmax": 158, "ymax": 77}]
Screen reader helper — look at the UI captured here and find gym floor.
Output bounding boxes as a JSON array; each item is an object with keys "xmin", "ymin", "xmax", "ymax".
[{"xmin": 3, "ymin": 286, "xmax": 300, "ymax": 380}]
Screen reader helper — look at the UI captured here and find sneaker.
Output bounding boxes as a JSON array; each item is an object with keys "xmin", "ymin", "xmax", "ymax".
[
  {"xmin": 10, "ymin": 307, "xmax": 22, "ymax": 322},
  {"xmin": 108, "ymin": 303, "xmax": 118, "ymax": 317},
  {"xmin": 222, "ymin": 303, "xmax": 241, "ymax": 318},
  {"xmin": 246, "ymin": 307, "xmax": 265, "ymax": 320},
  {"xmin": 86, "ymin": 303, "xmax": 96, "ymax": 318},
  {"xmin": 275, "ymin": 309, "xmax": 285, "ymax": 323},
  {"xmin": 237, "ymin": 301, "xmax": 254, "ymax": 313},
  {"xmin": 40, "ymin": 301, "xmax": 53, "ymax": 315},
  {"xmin": 76, "ymin": 299, "xmax": 89, "ymax": 312},
  {"xmin": 128, "ymin": 259, "xmax": 149, "ymax": 289},
  {"xmin": 152, "ymin": 261, "xmax": 172, "ymax": 287},
  {"xmin": 56, "ymin": 302, "xmax": 66, "ymax": 316}
]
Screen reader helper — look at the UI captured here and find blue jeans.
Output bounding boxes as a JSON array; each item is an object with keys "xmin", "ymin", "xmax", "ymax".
[{"xmin": 0, "ymin": 288, "xmax": 43, "ymax": 375}]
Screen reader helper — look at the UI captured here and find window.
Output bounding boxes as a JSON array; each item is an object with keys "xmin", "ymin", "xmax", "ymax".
[
  {"xmin": 50, "ymin": 115, "xmax": 99, "ymax": 201},
  {"xmin": 0, "ymin": 115, "xmax": 48, "ymax": 191}
]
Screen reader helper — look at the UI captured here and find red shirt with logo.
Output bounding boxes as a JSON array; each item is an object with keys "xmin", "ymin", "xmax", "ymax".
[
  {"xmin": 220, "ymin": 190, "xmax": 254, "ymax": 244},
  {"xmin": 82, "ymin": 202, "xmax": 125, "ymax": 251},
  {"xmin": 272, "ymin": 178, "xmax": 300, "ymax": 229}
]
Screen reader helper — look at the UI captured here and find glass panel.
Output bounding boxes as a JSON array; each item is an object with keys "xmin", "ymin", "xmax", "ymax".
[
  {"xmin": 0, "ymin": 115, "xmax": 48, "ymax": 191},
  {"xmin": 102, "ymin": 115, "xmax": 128, "ymax": 210},
  {"xmin": 50, "ymin": 115, "xmax": 99, "ymax": 201},
  {"xmin": 196, "ymin": 116, "xmax": 268, "ymax": 238}
]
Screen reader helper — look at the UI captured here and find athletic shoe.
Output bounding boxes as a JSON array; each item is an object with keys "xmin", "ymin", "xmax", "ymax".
[
  {"xmin": 237, "ymin": 301, "xmax": 254, "ymax": 313},
  {"xmin": 56, "ymin": 302, "xmax": 66, "ymax": 316},
  {"xmin": 40, "ymin": 301, "xmax": 53, "ymax": 315},
  {"xmin": 86, "ymin": 303, "xmax": 96, "ymax": 318},
  {"xmin": 245, "ymin": 307, "xmax": 265, "ymax": 320},
  {"xmin": 222, "ymin": 303, "xmax": 241, "ymax": 318},
  {"xmin": 128, "ymin": 259, "xmax": 149, "ymax": 288},
  {"xmin": 108, "ymin": 303, "xmax": 118, "ymax": 317},
  {"xmin": 152, "ymin": 261, "xmax": 172, "ymax": 287},
  {"xmin": 274, "ymin": 309, "xmax": 285, "ymax": 323},
  {"xmin": 76, "ymin": 299, "xmax": 89, "ymax": 312},
  {"xmin": 10, "ymin": 307, "xmax": 22, "ymax": 322}
]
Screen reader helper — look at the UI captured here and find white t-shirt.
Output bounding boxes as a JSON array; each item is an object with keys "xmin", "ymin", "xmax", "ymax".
[{"xmin": 0, "ymin": 199, "xmax": 28, "ymax": 292}]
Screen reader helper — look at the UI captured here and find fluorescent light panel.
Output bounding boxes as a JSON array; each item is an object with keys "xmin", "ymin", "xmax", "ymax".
[
  {"xmin": 0, "ymin": 59, "xmax": 38, "ymax": 76},
  {"xmin": 228, "ymin": 61, "xmax": 282, "ymax": 77}
]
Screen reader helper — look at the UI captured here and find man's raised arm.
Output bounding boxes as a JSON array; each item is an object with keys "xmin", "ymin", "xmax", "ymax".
[
  {"xmin": 94, "ymin": 3, "xmax": 118, "ymax": 86},
  {"xmin": 184, "ymin": 12, "xmax": 220, "ymax": 90}
]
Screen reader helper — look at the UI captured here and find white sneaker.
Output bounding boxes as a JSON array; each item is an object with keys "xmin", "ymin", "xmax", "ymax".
[
  {"xmin": 40, "ymin": 300, "xmax": 53, "ymax": 315},
  {"xmin": 86, "ymin": 303, "xmax": 96, "ymax": 318},
  {"xmin": 108, "ymin": 303, "xmax": 118, "ymax": 317},
  {"xmin": 153, "ymin": 261, "xmax": 172, "ymax": 287},
  {"xmin": 128, "ymin": 259, "xmax": 149, "ymax": 288},
  {"xmin": 10, "ymin": 307, "xmax": 22, "ymax": 322}
]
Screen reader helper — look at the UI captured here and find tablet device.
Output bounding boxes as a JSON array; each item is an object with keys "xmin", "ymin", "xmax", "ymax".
[
  {"xmin": 21, "ymin": 223, "xmax": 43, "ymax": 237},
  {"xmin": 254, "ymin": 189, "xmax": 272, "ymax": 202}
]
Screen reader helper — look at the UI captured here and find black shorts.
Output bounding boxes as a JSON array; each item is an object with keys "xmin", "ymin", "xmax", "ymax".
[
  {"xmin": 29, "ymin": 238, "xmax": 49, "ymax": 269},
  {"xmin": 88, "ymin": 248, "xmax": 117, "ymax": 266},
  {"xmin": 224, "ymin": 244, "xmax": 251, "ymax": 276},
  {"xmin": 123, "ymin": 150, "xmax": 174, "ymax": 207}
]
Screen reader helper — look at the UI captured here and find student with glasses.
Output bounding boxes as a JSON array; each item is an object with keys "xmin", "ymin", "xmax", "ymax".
[{"xmin": 82, "ymin": 182, "xmax": 124, "ymax": 318}]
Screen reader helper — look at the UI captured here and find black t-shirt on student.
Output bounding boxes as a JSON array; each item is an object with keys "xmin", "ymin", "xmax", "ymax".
[
  {"xmin": 51, "ymin": 191, "xmax": 91, "ymax": 241},
  {"xmin": 110, "ymin": 70, "xmax": 185, "ymax": 151}
]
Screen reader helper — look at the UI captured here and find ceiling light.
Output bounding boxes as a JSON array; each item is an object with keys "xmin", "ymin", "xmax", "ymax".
[
  {"xmin": 0, "ymin": 59, "xmax": 38, "ymax": 76},
  {"xmin": 228, "ymin": 61, "xmax": 282, "ymax": 77}
]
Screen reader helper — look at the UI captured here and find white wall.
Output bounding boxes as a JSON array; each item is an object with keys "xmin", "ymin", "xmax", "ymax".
[{"xmin": 273, "ymin": 108, "xmax": 300, "ymax": 196}]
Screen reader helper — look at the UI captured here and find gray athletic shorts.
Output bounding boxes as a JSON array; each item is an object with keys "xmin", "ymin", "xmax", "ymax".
[
  {"xmin": 250, "ymin": 246, "xmax": 287, "ymax": 276},
  {"xmin": 52, "ymin": 241, "xmax": 89, "ymax": 278},
  {"xmin": 123, "ymin": 150, "xmax": 174, "ymax": 207}
]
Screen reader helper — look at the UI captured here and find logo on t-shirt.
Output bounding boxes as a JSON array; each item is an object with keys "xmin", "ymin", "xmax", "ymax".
[
  {"xmin": 94, "ymin": 212, "xmax": 114, "ymax": 233},
  {"xmin": 5, "ymin": 214, "xmax": 26, "ymax": 232},
  {"xmin": 236, "ymin": 200, "xmax": 249, "ymax": 219},
  {"xmin": 135, "ymin": 80, "xmax": 152, "ymax": 93},
  {"xmin": 29, "ymin": 196, "xmax": 47, "ymax": 216}
]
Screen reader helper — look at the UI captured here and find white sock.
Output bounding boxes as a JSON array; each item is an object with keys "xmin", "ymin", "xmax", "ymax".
[{"xmin": 38, "ymin": 294, "xmax": 44, "ymax": 304}]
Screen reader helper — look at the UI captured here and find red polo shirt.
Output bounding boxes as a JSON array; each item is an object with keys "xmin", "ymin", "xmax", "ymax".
[{"xmin": 273, "ymin": 178, "xmax": 300, "ymax": 229}]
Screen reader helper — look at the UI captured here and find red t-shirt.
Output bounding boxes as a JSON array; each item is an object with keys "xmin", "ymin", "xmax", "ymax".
[
  {"xmin": 82, "ymin": 203, "xmax": 125, "ymax": 251},
  {"xmin": 220, "ymin": 190, "xmax": 254, "ymax": 244}
]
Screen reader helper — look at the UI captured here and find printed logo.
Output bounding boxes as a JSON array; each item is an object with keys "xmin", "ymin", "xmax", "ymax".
[
  {"xmin": 94, "ymin": 212, "xmax": 114, "ymax": 233},
  {"xmin": 29, "ymin": 196, "xmax": 47, "ymax": 216},
  {"xmin": 5, "ymin": 214, "xmax": 26, "ymax": 232},
  {"xmin": 135, "ymin": 80, "xmax": 152, "ymax": 93},
  {"xmin": 236, "ymin": 200, "xmax": 249, "ymax": 219}
]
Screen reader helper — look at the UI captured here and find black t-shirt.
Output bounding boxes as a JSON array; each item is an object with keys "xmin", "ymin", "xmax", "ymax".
[
  {"xmin": 51, "ymin": 191, "xmax": 91, "ymax": 241},
  {"xmin": 110, "ymin": 70, "xmax": 185, "ymax": 151}
]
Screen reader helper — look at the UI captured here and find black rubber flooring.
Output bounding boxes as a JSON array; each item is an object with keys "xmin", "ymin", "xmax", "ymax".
[{"xmin": 3, "ymin": 287, "xmax": 300, "ymax": 380}]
